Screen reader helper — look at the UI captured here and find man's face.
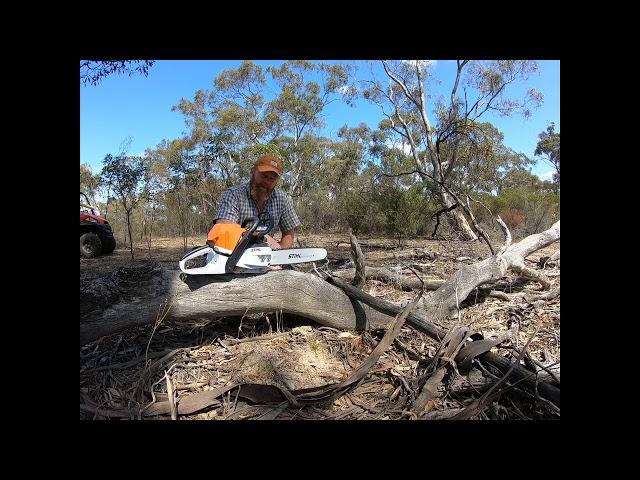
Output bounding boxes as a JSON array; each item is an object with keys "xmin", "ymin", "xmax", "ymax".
[{"xmin": 251, "ymin": 169, "xmax": 279, "ymax": 195}]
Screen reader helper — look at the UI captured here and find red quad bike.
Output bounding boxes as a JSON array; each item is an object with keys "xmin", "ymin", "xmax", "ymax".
[{"xmin": 80, "ymin": 192, "xmax": 116, "ymax": 258}]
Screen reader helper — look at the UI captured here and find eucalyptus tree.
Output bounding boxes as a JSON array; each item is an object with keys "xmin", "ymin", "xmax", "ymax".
[
  {"xmin": 173, "ymin": 61, "xmax": 273, "ymax": 211},
  {"xmin": 174, "ymin": 60, "xmax": 356, "ymax": 204},
  {"xmin": 266, "ymin": 60, "xmax": 355, "ymax": 201},
  {"xmin": 80, "ymin": 163, "xmax": 100, "ymax": 202},
  {"xmin": 100, "ymin": 154, "xmax": 146, "ymax": 259},
  {"xmin": 321, "ymin": 124, "xmax": 372, "ymax": 197},
  {"xmin": 535, "ymin": 122, "xmax": 560, "ymax": 185},
  {"xmin": 363, "ymin": 60, "xmax": 543, "ymax": 240},
  {"xmin": 163, "ymin": 138, "xmax": 202, "ymax": 248},
  {"xmin": 80, "ymin": 60, "xmax": 155, "ymax": 87},
  {"xmin": 138, "ymin": 146, "xmax": 174, "ymax": 254}
]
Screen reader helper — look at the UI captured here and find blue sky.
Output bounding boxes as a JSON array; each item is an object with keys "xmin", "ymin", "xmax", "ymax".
[{"xmin": 80, "ymin": 60, "xmax": 559, "ymax": 180}]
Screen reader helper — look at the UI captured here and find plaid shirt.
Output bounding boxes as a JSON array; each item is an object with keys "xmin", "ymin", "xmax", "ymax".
[{"xmin": 215, "ymin": 182, "xmax": 301, "ymax": 235}]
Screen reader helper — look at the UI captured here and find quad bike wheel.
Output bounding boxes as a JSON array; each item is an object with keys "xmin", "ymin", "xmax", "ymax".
[{"xmin": 80, "ymin": 232, "xmax": 102, "ymax": 258}]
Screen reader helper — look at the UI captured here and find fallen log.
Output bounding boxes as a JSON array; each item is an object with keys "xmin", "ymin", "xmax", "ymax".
[{"xmin": 80, "ymin": 266, "xmax": 395, "ymax": 347}]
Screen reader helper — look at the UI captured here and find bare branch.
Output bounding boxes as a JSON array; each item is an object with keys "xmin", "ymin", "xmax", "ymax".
[
  {"xmin": 496, "ymin": 215, "xmax": 512, "ymax": 247},
  {"xmin": 381, "ymin": 61, "xmax": 422, "ymax": 113},
  {"xmin": 430, "ymin": 204, "xmax": 459, "ymax": 237},
  {"xmin": 414, "ymin": 62, "xmax": 433, "ymax": 145},
  {"xmin": 465, "ymin": 195, "xmax": 494, "ymax": 255},
  {"xmin": 510, "ymin": 264, "xmax": 552, "ymax": 290},
  {"xmin": 349, "ymin": 230, "xmax": 366, "ymax": 289}
]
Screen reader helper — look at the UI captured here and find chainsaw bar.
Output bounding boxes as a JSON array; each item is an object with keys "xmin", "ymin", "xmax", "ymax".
[{"xmin": 270, "ymin": 247, "xmax": 327, "ymax": 265}]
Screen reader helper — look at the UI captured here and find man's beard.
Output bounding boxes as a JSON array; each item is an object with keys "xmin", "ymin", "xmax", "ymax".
[{"xmin": 251, "ymin": 182, "xmax": 272, "ymax": 203}]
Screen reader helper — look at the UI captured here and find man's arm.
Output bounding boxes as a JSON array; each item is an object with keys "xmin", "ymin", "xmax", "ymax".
[
  {"xmin": 277, "ymin": 193, "xmax": 300, "ymax": 249},
  {"xmin": 279, "ymin": 230, "xmax": 295, "ymax": 249},
  {"xmin": 214, "ymin": 189, "xmax": 240, "ymax": 225}
]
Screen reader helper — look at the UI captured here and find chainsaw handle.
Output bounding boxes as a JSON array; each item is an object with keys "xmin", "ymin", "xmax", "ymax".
[
  {"xmin": 241, "ymin": 216, "xmax": 258, "ymax": 229},
  {"xmin": 225, "ymin": 217, "xmax": 261, "ymax": 273},
  {"xmin": 242, "ymin": 215, "xmax": 271, "ymax": 236}
]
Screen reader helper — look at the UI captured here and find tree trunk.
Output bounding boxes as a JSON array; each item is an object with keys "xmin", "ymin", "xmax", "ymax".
[
  {"xmin": 439, "ymin": 190, "xmax": 478, "ymax": 241},
  {"xmin": 125, "ymin": 209, "xmax": 134, "ymax": 260},
  {"xmin": 80, "ymin": 267, "xmax": 393, "ymax": 347},
  {"xmin": 147, "ymin": 207, "xmax": 155, "ymax": 259}
]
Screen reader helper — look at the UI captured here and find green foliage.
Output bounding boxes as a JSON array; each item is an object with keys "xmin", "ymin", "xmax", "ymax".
[
  {"xmin": 337, "ymin": 189, "xmax": 382, "ymax": 235},
  {"xmin": 101, "ymin": 155, "xmax": 145, "ymax": 205},
  {"xmin": 535, "ymin": 122, "xmax": 560, "ymax": 183},
  {"xmin": 488, "ymin": 186, "xmax": 559, "ymax": 236},
  {"xmin": 80, "ymin": 163, "xmax": 100, "ymax": 200},
  {"xmin": 375, "ymin": 184, "xmax": 435, "ymax": 241},
  {"xmin": 80, "ymin": 61, "xmax": 155, "ymax": 87},
  {"xmin": 247, "ymin": 143, "xmax": 283, "ymax": 161}
]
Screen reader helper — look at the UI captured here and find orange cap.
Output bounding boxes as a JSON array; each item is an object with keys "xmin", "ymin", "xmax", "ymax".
[{"xmin": 255, "ymin": 155, "xmax": 282, "ymax": 176}]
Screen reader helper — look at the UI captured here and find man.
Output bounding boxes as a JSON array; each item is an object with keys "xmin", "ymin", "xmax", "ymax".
[{"xmin": 214, "ymin": 154, "xmax": 301, "ymax": 249}]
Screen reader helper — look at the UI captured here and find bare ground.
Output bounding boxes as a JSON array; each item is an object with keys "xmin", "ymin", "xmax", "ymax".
[{"xmin": 80, "ymin": 233, "xmax": 560, "ymax": 420}]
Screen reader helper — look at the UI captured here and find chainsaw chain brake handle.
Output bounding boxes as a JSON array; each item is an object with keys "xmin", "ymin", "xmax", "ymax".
[
  {"xmin": 242, "ymin": 212, "xmax": 273, "ymax": 235},
  {"xmin": 225, "ymin": 216, "xmax": 268, "ymax": 273}
]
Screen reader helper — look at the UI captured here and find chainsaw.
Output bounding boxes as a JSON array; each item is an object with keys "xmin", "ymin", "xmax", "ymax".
[{"xmin": 179, "ymin": 216, "xmax": 327, "ymax": 275}]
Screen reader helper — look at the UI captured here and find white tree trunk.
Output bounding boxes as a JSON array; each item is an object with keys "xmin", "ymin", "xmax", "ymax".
[{"xmin": 439, "ymin": 190, "xmax": 478, "ymax": 240}]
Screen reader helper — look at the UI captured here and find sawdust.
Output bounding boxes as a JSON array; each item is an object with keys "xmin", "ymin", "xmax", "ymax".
[{"xmin": 224, "ymin": 327, "xmax": 348, "ymax": 390}]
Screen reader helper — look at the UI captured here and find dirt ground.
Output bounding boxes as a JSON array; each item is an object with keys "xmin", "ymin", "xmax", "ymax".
[{"xmin": 80, "ymin": 233, "xmax": 560, "ymax": 420}]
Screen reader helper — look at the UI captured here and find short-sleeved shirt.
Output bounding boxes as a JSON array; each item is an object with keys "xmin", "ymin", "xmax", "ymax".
[{"xmin": 214, "ymin": 183, "xmax": 301, "ymax": 236}]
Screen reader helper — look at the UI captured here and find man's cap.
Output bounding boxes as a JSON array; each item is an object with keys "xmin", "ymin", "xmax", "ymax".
[{"xmin": 255, "ymin": 155, "xmax": 282, "ymax": 176}]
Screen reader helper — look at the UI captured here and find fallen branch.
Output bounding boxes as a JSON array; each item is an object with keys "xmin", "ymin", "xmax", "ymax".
[
  {"xmin": 80, "ymin": 267, "xmax": 397, "ymax": 346},
  {"xmin": 488, "ymin": 287, "xmax": 560, "ymax": 303},
  {"xmin": 451, "ymin": 327, "xmax": 539, "ymax": 420},
  {"xmin": 511, "ymin": 264, "xmax": 552, "ymax": 290},
  {"xmin": 350, "ymin": 229, "xmax": 366, "ymax": 288},
  {"xmin": 332, "ymin": 267, "xmax": 445, "ymax": 291},
  {"xmin": 327, "ymin": 275, "xmax": 560, "ymax": 408}
]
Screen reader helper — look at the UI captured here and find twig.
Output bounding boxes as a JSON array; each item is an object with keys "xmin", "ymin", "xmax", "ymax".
[
  {"xmin": 176, "ymin": 381, "xmax": 209, "ymax": 391},
  {"xmin": 145, "ymin": 296, "xmax": 175, "ymax": 365},
  {"xmin": 81, "ymin": 348, "xmax": 176, "ymax": 375},
  {"xmin": 220, "ymin": 331, "xmax": 290, "ymax": 346},
  {"xmin": 165, "ymin": 370, "xmax": 177, "ymax": 420}
]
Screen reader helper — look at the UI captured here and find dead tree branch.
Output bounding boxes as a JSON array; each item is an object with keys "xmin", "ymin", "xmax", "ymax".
[{"xmin": 350, "ymin": 230, "xmax": 366, "ymax": 288}]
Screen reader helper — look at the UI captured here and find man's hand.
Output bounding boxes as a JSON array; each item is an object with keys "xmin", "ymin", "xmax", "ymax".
[
  {"xmin": 264, "ymin": 235, "xmax": 281, "ymax": 249},
  {"xmin": 264, "ymin": 235, "xmax": 283, "ymax": 270}
]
